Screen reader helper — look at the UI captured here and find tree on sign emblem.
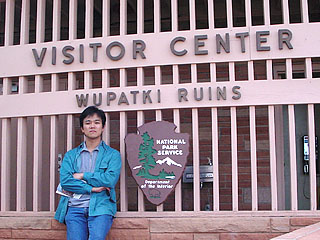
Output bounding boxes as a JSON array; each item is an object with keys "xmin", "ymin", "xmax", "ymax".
[{"xmin": 136, "ymin": 132, "xmax": 157, "ymax": 179}]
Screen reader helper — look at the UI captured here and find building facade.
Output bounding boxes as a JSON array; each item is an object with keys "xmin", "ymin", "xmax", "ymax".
[{"xmin": 1, "ymin": 0, "xmax": 320, "ymax": 239}]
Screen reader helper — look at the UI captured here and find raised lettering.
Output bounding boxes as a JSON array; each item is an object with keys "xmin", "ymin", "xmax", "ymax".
[
  {"xmin": 106, "ymin": 42, "xmax": 125, "ymax": 61},
  {"xmin": 178, "ymin": 88, "xmax": 188, "ymax": 102},
  {"xmin": 118, "ymin": 92, "xmax": 129, "ymax": 105},
  {"xmin": 170, "ymin": 37, "xmax": 187, "ymax": 56},
  {"xmin": 52, "ymin": 47, "xmax": 56, "ymax": 65},
  {"xmin": 133, "ymin": 40, "xmax": 146, "ymax": 59},
  {"xmin": 62, "ymin": 45, "xmax": 75, "ymax": 64},
  {"xmin": 278, "ymin": 29, "xmax": 293, "ymax": 50},
  {"xmin": 32, "ymin": 48, "xmax": 47, "ymax": 67},
  {"xmin": 89, "ymin": 43, "xmax": 102, "ymax": 62},
  {"xmin": 79, "ymin": 44, "xmax": 84, "ymax": 63},
  {"xmin": 216, "ymin": 33, "xmax": 230, "ymax": 54},
  {"xmin": 130, "ymin": 91, "xmax": 139, "ymax": 104},
  {"xmin": 256, "ymin": 31, "xmax": 270, "ymax": 51},
  {"xmin": 194, "ymin": 35, "xmax": 208, "ymax": 55},
  {"xmin": 93, "ymin": 93, "xmax": 102, "ymax": 106},
  {"xmin": 107, "ymin": 92, "xmax": 117, "ymax": 106},
  {"xmin": 232, "ymin": 86, "xmax": 241, "ymax": 100},
  {"xmin": 217, "ymin": 86, "xmax": 226, "ymax": 100},
  {"xmin": 143, "ymin": 90, "xmax": 152, "ymax": 104},
  {"xmin": 235, "ymin": 32, "xmax": 249, "ymax": 53},
  {"xmin": 194, "ymin": 87, "xmax": 203, "ymax": 101},
  {"xmin": 76, "ymin": 94, "xmax": 89, "ymax": 107}
]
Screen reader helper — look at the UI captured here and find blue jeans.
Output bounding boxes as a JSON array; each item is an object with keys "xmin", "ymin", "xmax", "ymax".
[{"xmin": 65, "ymin": 207, "xmax": 113, "ymax": 240}]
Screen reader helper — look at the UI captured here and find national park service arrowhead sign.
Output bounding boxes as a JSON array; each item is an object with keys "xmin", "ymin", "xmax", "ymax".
[{"xmin": 125, "ymin": 121, "xmax": 189, "ymax": 205}]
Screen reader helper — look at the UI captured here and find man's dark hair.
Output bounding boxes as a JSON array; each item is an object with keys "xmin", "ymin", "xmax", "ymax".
[{"xmin": 79, "ymin": 106, "xmax": 106, "ymax": 128}]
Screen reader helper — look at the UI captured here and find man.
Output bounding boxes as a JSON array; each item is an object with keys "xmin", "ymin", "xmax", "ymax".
[{"xmin": 54, "ymin": 106, "xmax": 122, "ymax": 240}]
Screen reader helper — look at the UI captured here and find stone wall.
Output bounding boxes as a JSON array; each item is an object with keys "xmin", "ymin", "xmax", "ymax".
[{"xmin": 0, "ymin": 216, "xmax": 319, "ymax": 239}]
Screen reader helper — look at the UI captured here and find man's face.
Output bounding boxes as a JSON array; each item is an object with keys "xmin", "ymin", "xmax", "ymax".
[{"xmin": 81, "ymin": 113, "xmax": 104, "ymax": 140}]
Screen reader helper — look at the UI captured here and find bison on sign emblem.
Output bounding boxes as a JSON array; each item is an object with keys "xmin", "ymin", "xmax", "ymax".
[{"xmin": 125, "ymin": 121, "xmax": 189, "ymax": 205}]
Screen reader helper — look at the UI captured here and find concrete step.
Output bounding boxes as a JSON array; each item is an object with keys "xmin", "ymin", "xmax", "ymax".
[{"xmin": 271, "ymin": 222, "xmax": 320, "ymax": 240}]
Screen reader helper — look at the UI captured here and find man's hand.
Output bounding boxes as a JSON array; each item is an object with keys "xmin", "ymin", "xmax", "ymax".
[
  {"xmin": 73, "ymin": 173, "xmax": 84, "ymax": 180},
  {"xmin": 91, "ymin": 187, "xmax": 110, "ymax": 193}
]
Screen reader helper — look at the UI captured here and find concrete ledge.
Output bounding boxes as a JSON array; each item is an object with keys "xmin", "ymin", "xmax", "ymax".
[
  {"xmin": 271, "ymin": 222, "xmax": 320, "ymax": 240},
  {"xmin": 0, "ymin": 216, "xmax": 317, "ymax": 239}
]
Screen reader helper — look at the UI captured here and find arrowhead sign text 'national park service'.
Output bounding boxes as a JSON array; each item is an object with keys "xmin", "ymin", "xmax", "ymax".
[{"xmin": 125, "ymin": 121, "xmax": 189, "ymax": 205}]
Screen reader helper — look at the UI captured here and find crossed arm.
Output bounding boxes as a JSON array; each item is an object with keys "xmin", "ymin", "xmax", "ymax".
[
  {"xmin": 73, "ymin": 173, "xmax": 108, "ymax": 193},
  {"xmin": 60, "ymin": 150, "xmax": 122, "ymax": 194}
]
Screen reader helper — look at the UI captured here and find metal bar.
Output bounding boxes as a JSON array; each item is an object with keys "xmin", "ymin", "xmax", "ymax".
[
  {"xmin": 53, "ymin": 0, "xmax": 61, "ymax": 41},
  {"xmin": 102, "ymin": 69, "xmax": 109, "ymax": 89},
  {"xmin": 20, "ymin": 0, "xmax": 30, "ymax": 44},
  {"xmin": 308, "ymin": 104, "xmax": 317, "ymax": 211},
  {"xmin": 286, "ymin": 59, "xmax": 292, "ymax": 80},
  {"xmin": 17, "ymin": 117, "xmax": 27, "ymax": 212},
  {"xmin": 207, "ymin": 0, "xmax": 214, "ymax": 29},
  {"xmin": 229, "ymin": 62, "xmax": 235, "ymax": 82},
  {"xmin": 4, "ymin": 0, "xmax": 14, "ymax": 46},
  {"xmin": 210, "ymin": 63, "xmax": 216, "ymax": 82},
  {"xmin": 267, "ymin": 59, "xmax": 273, "ymax": 81},
  {"xmin": 36, "ymin": 0, "xmax": 45, "ymax": 43},
  {"xmin": 69, "ymin": 0, "xmax": 77, "ymax": 40},
  {"xmin": 268, "ymin": 105, "xmax": 278, "ymax": 211},
  {"xmin": 226, "ymin": 0, "xmax": 233, "ymax": 28},
  {"xmin": 18, "ymin": 76, "xmax": 27, "ymax": 94},
  {"xmin": 51, "ymin": 74, "xmax": 58, "ymax": 92},
  {"xmin": 230, "ymin": 107, "xmax": 238, "ymax": 211},
  {"xmin": 1, "ymin": 119, "xmax": 11, "ymax": 211},
  {"xmin": 155, "ymin": 66, "xmax": 161, "ymax": 86},
  {"xmin": 33, "ymin": 116, "xmax": 43, "ymax": 211},
  {"xmin": 173, "ymin": 65, "xmax": 179, "ymax": 84},
  {"xmin": 275, "ymin": 105, "xmax": 285, "ymax": 211},
  {"xmin": 67, "ymin": 114, "xmax": 73, "ymax": 151},
  {"xmin": 103, "ymin": 112, "xmax": 110, "ymax": 145},
  {"xmin": 248, "ymin": 61, "xmax": 254, "ymax": 81},
  {"xmin": 120, "ymin": 68, "xmax": 126, "ymax": 87},
  {"xmin": 137, "ymin": 0, "xmax": 144, "ymax": 34},
  {"xmin": 154, "ymin": 0, "xmax": 160, "ymax": 33},
  {"xmin": 191, "ymin": 64, "xmax": 197, "ymax": 83},
  {"xmin": 306, "ymin": 58, "xmax": 312, "ymax": 79},
  {"xmin": 85, "ymin": 0, "xmax": 94, "ymax": 38},
  {"xmin": 50, "ymin": 116, "xmax": 58, "ymax": 211},
  {"xmin": 245, "ymin": 0, "xmax": 251, "ymax": 26},
  {"xmin": 282, "ymin": 0, "xmax": 289, "ymax": 24},
  {"xmin": 102, "ymin": 0, "xmax": 110, "ymax": 36},
  {"xmin": 2, "ymin": 78, "xmax": 9, "ymax": 95},
  {"xmin": 120, "ymin": 0, "xmax": 127, "ymax": 35},
  {"xmin": 68, "ymin": 72, "xmax": 75, "ymax": 91},
  {"xmin": 171, "ymin": 0, "xmax": 178, "ymax": 31},
  {"xmin": 137, "ymin": 67, "xmax": 143, "ymax": 86},
  {"xmin": 249, "ymin": 106, "xmax": 258, "ymax": 211},
  {"xmin": 301, "ymin": 0, "xmax": 309, "ymax": 23},
  {"xmin": 189, "ymin": 0, "xmax": 196, "ymax": 30},
  {"xmin": 84, "ymin": 71, "xmax": 92, "ymax": 89},
  {"xmin": 156, "ymin": 110, "xmax": 162, "ymax": 121},
  {"xmin": 263, "ymin": 0, "xmax": 270, "ymax": 25},
  {"xmin": 35, "ymin": 75, "xmax": 43, "ymax": 93},
  {"xmin": 192, "ymin": 108, "xmax": 200, "ymax": 212},
  {"xmin": 212, "ymin": 107, "xmax": 219, "ymax": 211},
  {"xmin": 120, "ymin": 111, "xmax": 128, "ymax": 212},
  {"xmin": 137, "ymin": 110, "xmax": 145, "ymax": 212},
  {"xmin": 174, "ymin": 109, "xmax": 182, "ymax": 211},
  {"xmin": 288, "ymin": 105, "xmax": 298, "ymax": 210}
]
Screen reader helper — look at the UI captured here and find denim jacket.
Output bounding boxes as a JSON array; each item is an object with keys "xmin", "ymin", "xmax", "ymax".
[{"xmin": 54, "ymin": 141, "xmax": 122, "ymax": 223}]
